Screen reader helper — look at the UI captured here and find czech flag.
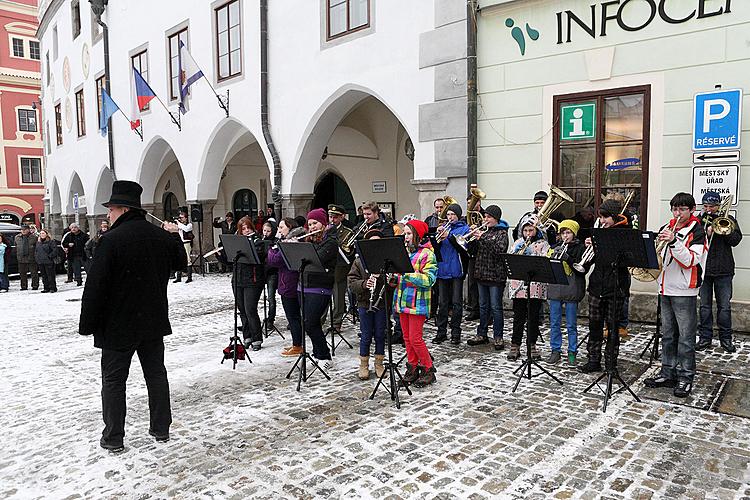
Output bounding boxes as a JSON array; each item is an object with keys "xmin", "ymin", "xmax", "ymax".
[{"xmin": 130, "ymin": 66, "xmax": 156, "ymax": 129}]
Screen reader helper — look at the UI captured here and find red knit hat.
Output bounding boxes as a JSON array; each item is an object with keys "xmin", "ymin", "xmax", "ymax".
[
  {"xmin": 307, "ymin": 208, "xmax": 328, "ymax": 227},
  {"xmin": 406, "ymin": 219, "xmax": 429, "ymax": 240}
]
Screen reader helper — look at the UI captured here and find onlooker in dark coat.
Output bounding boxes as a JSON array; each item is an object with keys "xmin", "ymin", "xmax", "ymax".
[
  {"xmin": 79, "ymin": 180, "xmax": 186, "ymax": 452},
  {"xmin": 61, "ymin": 223, "xmax": 88, "ymax": 286},
  {"xmin": 35, "ymin": 229, "xmax": 58, "ymax": 293},
  {"xmin": 14, "ymin": 225, "xmax": 38, "ymax": 290},
  {"xmin": 212, "ymin": 212, "xmax": 236, "ymax": 272},
  {"xmin": 85, "ymin": 221, "xmax": 110, "ymax": 273}
]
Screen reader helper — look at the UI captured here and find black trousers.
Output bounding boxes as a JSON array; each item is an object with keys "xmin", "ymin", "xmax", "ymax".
[
  {"xmin": 18, "ymin": 261, "xmax": 39, "ymax": 289},
  {"xmin": 303, "ymin": 292, "xmax": 333, "ymax": 361},
  {"xmin": 587, "ymin": 295, "xmax": 621, "ymax": 367},
  {"xmin": 101, "ymin": 337, "xmax": 171, "ymax": 447},
  {"xmin": 436, "ymin": 277, "xmax": 464, "ymax": 338},
  {"xmin": 39, "ymin": 263, "xmax": 56, "ymax": 291},
  {"xmin": 266, "ymin": 273, "xmax": 278, "ymax": 323},
  {"xmin": 235, "ymin": 285, "xmax": 263, "ymax": 343},
  {"xmin": 466, "ymin": 260, "xmax": 479, "ymax": 313},
  {"xmin": 511, "ymin": 298, "xmax": 542, "ymax": 347}
]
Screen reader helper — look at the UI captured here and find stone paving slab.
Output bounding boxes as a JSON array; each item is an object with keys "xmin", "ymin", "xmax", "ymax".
[{"xmin": 1, "ymin": 275, "xmax": 749, "ymax": 499}]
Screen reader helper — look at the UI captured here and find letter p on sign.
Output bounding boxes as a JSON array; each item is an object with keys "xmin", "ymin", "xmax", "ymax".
[
  {"xmin": 703, "ymin": 99, "xmax": 730, "ymax": 133},
  {"xmin": 693, "ymin": 89, "xmax": 742, "ymax": 151}
]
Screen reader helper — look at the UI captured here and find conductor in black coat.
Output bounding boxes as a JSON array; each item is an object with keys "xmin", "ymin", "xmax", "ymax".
[{"xmin": 79, "ymin": 180, "xmax": 187, "ymax": 452}]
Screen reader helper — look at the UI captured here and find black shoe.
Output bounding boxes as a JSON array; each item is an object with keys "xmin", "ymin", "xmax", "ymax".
[
  {"xmin": 76, "ymin": 282, "xmax": 82, "ymax": 286},
  {"xmin": 450, "ymin": 337, "xmax": 461, "ymax": 345},
  {"xmin": 100, "ymin": 438, "xmax": 124, "ymax": 453},
  {"xmin": 464, "ymin": 313, "xmax": 480, "ymax": 321},
  {"xmin": 400, "ymin": 363, "xmax": 421, "ymax": 386},
  {"xmin": 695, "ymin": 339, "xmax": 712, "ymax": 351},
  {"xmin": 432, "ymin": 334, "xmax": 448, "ymax": 344},
  {"xmin": 40, "ymin": 290, "xmax": 50, "ymax": 293},
  {"xmin": 674, "ymin": 381, "xmax": 692, "ymax": 398},
  {"xmin": 578, "ymin": 360, "xmax": 602, "ymax": 374},
  {"xmin": 466, "ymin": 335, "xmax": 489, "ymax": 346},
  {"xmin": 32, "ymin": 287, "xmax": 39, "ymax": 290},
  {"xmin": 149, "ymin": 430, "xmax": 170, "ymax": 442},
  {"xmin": 643, "ymin": 376, "xmax": 677, "ymax": 388},
  {"xmin": 413, "ymin": 366, "xmax": 437, "ymax": 388},
  {"xmin": 173, "ymin": 278, "xmax": 181, "ymax": 283},
  {"xmin": 185, "ymin": 277, "xmax": 192, "ymax": 283},
  {"xmin": 720, "ymin": 339, "xmax": 736, "ymax": 353},
  {"xmin": 50, "ymin": 289, "xmax": 57, "ymax": 293}
]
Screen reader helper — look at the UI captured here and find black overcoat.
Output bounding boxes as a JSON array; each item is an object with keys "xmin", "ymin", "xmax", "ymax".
[{"xmin": 79, "ymin": 210, "xmax": 187, "ymax": 350}]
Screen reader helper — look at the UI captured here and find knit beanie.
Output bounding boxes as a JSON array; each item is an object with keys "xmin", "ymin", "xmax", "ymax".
[
  {"xmin": 702, "ymin": 191, "xmax": 721, "ymax": 205},
  {"xmin": 446, "ymin": 203, "xmax": 462, "ymax": 218},
  {"xmin": 407, "ymin": 220, "xmax": 429, "ymax": 240},
  {"xmin": 484, "ymin": 205, "xmax": 502, "ymax": 222},
  {"xmin": 599, "ymin": 199, "xmax": 623, "ymax": 218},
  {"xmin": 306, "ymin": 208, "xmax": 328, "ymax": 227},
  {"xmin": 557, "ymin": 219, "xmax": 580, "ymax": 236},
  {"xmin": 534, "ymin": 191, "xmax": 548, "ymax": 202}
]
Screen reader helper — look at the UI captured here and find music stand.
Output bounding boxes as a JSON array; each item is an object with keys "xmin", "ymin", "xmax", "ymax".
[
  {"xmin": 356, "ymin": 237, "xmax": 414, "ymax": 409},
  {"xmin": 582, "ymin": 228, "xmax": 656, "ymax": 411},
  {"xmin": 640, "ymin": 295, "xmax": 661, "ymax": 364},
  {"xmin": 218, "ymin": 234, "xmax": 257, "ymax": 369},
  {"xmin": 259, "ymin": 240, "xmax": 284, "ymax": 341},
  {"xmin": 503, "ymin": 254, "xmax": 567, "ymax": 392},
  {"xmin": 278, "ymin": 241, "xmax": 332, "ymax": 391},
  {"xmin": 326, "ymin": 298, "xmax": 353, "ymax": 355}
]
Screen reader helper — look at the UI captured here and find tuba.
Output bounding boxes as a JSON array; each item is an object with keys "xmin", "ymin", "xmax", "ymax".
[
  {"xmin": 438, "ymin": 195, "xmax": 459, "ymax": 221},
  {"xmin": 466, "ymin": 185, "xmax": 486, "ymax": 227},
  {"xmin": 709, "ymin": 195, "xmax": 735, "ymax": 239},
  {"xmin": 533, "ymin": 184, "xmax": 574, "ymax": 232}
]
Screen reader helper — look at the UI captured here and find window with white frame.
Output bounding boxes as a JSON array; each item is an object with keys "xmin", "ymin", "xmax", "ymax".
[
  {"xmin": 21, "ymin": 157, "xmax": 42, "ymax": 184},
  {"xmin": 215, "ymin": 0, "xmax": 241, "ymax": 81},
  {"xmin": 168, "ymin": 28, "xmax": 189, "ymax": 100},
  {"xmin": 18, "ymin": 109, "xmax": 37, "ymax": 132},
  {"xmin": 71, "ymin": 0, "xmax": 81, "ymax": 39},
  {"xmin": 12, "ymin": 38, "xmax": 23, "ymax": 57},
  {"xmin": 29, "ymin": 40, "xmax": 40, "ymax": 60}
]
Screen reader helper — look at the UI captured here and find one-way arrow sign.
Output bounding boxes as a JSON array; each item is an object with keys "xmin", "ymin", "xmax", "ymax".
[{"xmin": 693, "ymin": 151, "xmax": 740, "ymax": 164}]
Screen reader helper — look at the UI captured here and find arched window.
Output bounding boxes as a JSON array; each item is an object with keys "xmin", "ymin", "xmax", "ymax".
[
  {"xmin": 163, "ymin": 192, "xmax": 180, "ymax": 221},
  {"xmin": 233, "ymin": 189, "xmax": 258, "ymax": 221}
]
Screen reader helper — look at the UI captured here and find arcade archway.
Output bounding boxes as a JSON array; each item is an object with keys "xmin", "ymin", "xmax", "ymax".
[{"xmin": 312, "ymin": 171, "xmax": 356, "ymax": 221}]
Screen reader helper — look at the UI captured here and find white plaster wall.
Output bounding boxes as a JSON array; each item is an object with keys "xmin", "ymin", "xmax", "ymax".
[
  {"xmin": 477, "ymin": 0, "xmax": 750, "ymax": 299},
  {"xmin": 39, "ymin": 0, "xmax": 435, "ymax": 215}
]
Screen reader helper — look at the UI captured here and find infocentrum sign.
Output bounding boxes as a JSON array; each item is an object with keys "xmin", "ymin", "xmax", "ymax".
[{"xmin": 555, "ymin": 0, "xmax": 732, "ymax": 44}]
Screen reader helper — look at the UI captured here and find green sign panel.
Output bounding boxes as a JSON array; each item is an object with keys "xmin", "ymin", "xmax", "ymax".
[{"xmin": 561, "ymin": 102, "xmax": 596, "ymax": 140}]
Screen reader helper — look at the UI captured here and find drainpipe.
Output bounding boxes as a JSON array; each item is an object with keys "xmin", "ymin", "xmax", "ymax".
[
  {"xmin": 260, "ymin": 0, "xmax": 282, "ymax": 215},
  {"xmin": 91, "ymin": 0, "xmax": 116, "ymax": 180},
  {"xmin": 467, "ymin": 0, "xmax": 478, "ymax": 192}
]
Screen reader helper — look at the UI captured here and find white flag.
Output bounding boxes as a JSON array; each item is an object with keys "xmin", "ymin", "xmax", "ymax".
[{"xmin": 178, "ymin": 40, "xmax": 204, "ymax": 114}]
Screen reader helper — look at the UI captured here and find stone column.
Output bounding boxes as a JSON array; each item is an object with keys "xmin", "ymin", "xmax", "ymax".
[
  {"xmin": 280, "ymin": 193, "xmax": 314, "ymax": 218},
  {"xmin": 50, "ymin": 213, "xmax": 63, "ymax": 239},
  {"xmin": 186, "ymin": 199, "xmax": 217, "ymax": 254},
  {"xmin": 410, "ymin": 178, "xmax": 450, "ymax": 219}
]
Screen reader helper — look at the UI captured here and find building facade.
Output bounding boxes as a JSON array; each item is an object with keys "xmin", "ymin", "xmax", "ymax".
[
  {"xmin": 476, "ymin": 0, "xmax": 750, "ymax": 327},
  {"xmin": 0, "ymin": 0, "xmax": 42, "ymax": 226},
  {"xmin": 37, "ymin": 0, "xmax": 472, "ymax": 247}
]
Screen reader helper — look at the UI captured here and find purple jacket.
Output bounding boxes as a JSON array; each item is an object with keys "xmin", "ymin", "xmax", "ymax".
[{"xmin": 266, "ymin": 247, "xmax": 299, "ymax": 298}]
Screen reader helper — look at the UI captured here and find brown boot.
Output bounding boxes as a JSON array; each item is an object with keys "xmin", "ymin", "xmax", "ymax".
[
  {"xmin": 618, "ymin": 327, "xmax": 629, "ymax": 340},
  {"xmin": 374, "ymin": 354, "xmax": 385, "ymax": 378},
  {"xmin": 358, "ymin": 356, "xmax": 370, "ymax": 380}
]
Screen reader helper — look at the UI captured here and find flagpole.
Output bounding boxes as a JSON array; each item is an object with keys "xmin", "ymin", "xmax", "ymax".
[
  {"xmin": 116, "ymin": 108, "xmax": 142, "ymax": 140},
  {"xmin": 152, "ymin": 93, "xmax": 181, "ymax": 131},
  {"xmin": 203, "ymin": 78, "xmax": 230, "ymax": 117}
]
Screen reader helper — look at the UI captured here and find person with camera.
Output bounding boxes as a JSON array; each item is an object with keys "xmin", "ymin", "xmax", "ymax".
[
  {"xmin": 174, "ymin": 211, "xmax": 194, "ymax": 283},
  {"xmin": 212, "ymin": 212, "xmax": 236, "ymax": 272},
  {"xmin": 79, "ymin": 180, "xmax": 187, "ymax": 452}
]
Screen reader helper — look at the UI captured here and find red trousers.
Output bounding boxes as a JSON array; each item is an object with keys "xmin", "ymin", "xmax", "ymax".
[{"xmin": 399, "ymin": 313, "xmax": 433, "ymax": 369}]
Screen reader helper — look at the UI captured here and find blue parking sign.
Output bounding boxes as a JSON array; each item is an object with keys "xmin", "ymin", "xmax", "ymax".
[{"xmin": 693, "ymin": 89, "xmax": 742, "ymax": 151}]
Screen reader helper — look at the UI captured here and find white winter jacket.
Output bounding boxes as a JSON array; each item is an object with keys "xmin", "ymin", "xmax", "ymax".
[{"xmin": 657, "ymin": 216, "xmax": 706, "ymax": 297}]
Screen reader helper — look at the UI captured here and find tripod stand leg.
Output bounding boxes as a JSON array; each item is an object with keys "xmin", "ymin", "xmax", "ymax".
[
  {"xmin": 582, "ymin": 371, "xmax": 607, "ymax": 394},
  {"xmin": 512, "ymin": 360, "xmax": 530, "ymax": 393},
  {"xmin": 603, "ymin": 373, "xmax": 615, "ymax": 412},
  {"xmin": 577, "ymin": 332, "xmax": 588, "ymax": 351},
  {"xmin": 615, "ymin": 372, "xmax": 642, "ymax": 403},
  {"xmin": 286, "ymin": 353, "xmax": 304, "ymax": 379},
  {"xmin": 530, "ymin": 360, "xmax": 563, "ymax": 385}
]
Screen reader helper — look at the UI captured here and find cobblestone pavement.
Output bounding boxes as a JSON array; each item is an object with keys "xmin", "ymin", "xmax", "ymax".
[{"xmin": 1, "ymin": 275, "xmax": 749, "ymax": 499}]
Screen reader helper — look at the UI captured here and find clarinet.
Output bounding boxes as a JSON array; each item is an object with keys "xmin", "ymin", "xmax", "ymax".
[{"xmin": 368, "ymin": 273, "xmax": 392, "ymax": 312}]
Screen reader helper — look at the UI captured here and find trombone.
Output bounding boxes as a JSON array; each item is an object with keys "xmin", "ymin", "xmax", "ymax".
[{"xmin": 706, "ymin": 195, "xmax": 735, "ymax": 246}]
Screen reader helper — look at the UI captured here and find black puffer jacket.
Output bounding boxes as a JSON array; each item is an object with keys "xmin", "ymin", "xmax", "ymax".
[
  {"xmin": 300, "ymin": 231, "xmax": 338, "ymax": 290},
  {"xmin": 35, "ymin": 238, "xmax": 58, "ymax": 265},
  {"xmin": 233, "ymin": 235, "xmax": 267, "ymax": 287},
  {"xmin": 702, "ymin": 214, "xmax": 742, "ymax": 277},
  {"xmin": 79, "ymin": 210, "xmax": 187, "ymax": 350}
]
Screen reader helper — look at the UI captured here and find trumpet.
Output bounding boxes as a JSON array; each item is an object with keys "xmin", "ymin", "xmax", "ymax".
[
  {"xmin": 454, "ymin": 222, "xmax": 489, "ymax": 251},
  {"xmin": 435, "ymin": 221, "xmax": 454, "ymax": 242}
]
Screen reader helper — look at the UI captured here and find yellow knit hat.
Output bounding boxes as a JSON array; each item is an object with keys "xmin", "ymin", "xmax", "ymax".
[{"xmin": 558, "ymin": 219, "xmax": 580, "ymax": 236}]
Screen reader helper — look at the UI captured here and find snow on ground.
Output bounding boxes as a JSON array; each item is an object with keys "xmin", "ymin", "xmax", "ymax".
[{"xmin": 1, "ymin": 274, "xmax": 749, "ymax": 499}]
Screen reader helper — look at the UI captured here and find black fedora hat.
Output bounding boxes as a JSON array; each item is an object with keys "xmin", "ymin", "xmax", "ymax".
[{"xmin": 102, "ymin": 180, "xmax": 143, "ymax": 209}]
